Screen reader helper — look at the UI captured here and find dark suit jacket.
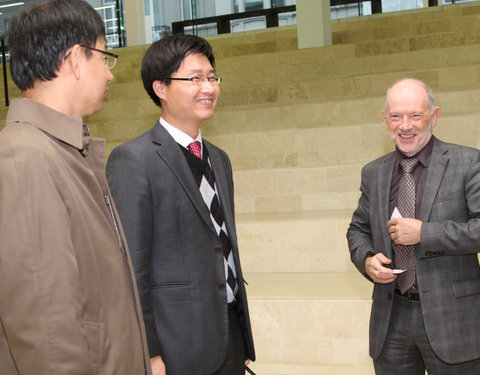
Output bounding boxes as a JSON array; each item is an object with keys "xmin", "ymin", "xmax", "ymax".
[
  {"xmin": 106, "ymin": 122, "xmax": 255, "ymax": 375},
  {"xmin": 347, "ymin": 137, "xmax": 480, "ymax": 364}
]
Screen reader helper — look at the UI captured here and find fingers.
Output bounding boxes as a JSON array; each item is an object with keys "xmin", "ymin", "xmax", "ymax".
[
  {"xmin": 388, "ymin": 218, "xmax": 422, "ymax": 245},
  {"xmin": 365, "ymin": 253, "xmax": 396, "ymax": 284}
]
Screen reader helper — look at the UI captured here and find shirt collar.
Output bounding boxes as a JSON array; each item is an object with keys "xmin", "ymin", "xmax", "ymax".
[
  {"xmin": 395, "ymin": 135, "xmax": 435, "ymax": 169},
  {"xmin": 6, "ymin": 98, "xmax": 87, "ymax": 151},
  {"xmin": 159, "ymin": 117, "xmax": 202, "ymax": 149}
]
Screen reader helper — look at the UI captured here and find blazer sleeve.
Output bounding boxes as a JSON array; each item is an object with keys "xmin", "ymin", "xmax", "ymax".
[
  {"xmin": 347, "ymin": 164, "xmax": 376, "ymax": 280},
  {"xmin": 420, "ymin": 147, "xmax": 480, "ymax": 257},
  {"xmin": 106, "ymin": 145, "xmax": 162, "ymax": 357},
  {"xmin": 0, "ymin": 137, "xmax": 95, "ymax": 374}
]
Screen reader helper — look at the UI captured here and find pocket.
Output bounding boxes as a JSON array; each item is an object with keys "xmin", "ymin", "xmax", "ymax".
[
  {"xmin": 150, "ymin": 281, "xmax": 190, "ymax": 289},
  {"xmin": 453, "ymin": 277, "xmax": 480, "ymax": 298},
  {"xmin": 81, "ymin": 320, "xmax": 103, "ymax": 375},
  {"xmin": 150, "ymin": 284, "xmax": 193, "ymax": 354}
]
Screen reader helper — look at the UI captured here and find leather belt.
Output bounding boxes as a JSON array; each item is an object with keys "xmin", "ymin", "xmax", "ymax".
[{"xmin": 395, "ymin": 289, "xmax": 420, "ymax": 302}]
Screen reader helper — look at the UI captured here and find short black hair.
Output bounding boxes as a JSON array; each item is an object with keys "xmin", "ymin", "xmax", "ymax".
[
  {"xmin": 7, "ymin": 0, "xmax": 105, "ymax": 91},
  {"xmin": 141, "ymin": 34, "xmax": 216, "ymax": 107}
]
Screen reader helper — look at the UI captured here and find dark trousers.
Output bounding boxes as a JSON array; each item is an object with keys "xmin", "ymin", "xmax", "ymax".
[
  {"xmin": 374, "ymin": 293, "xmax": 480, "ymax": 375},
  {"xmin": 212, "ymin": 304, "xmax": 246, "ymax": 375}
]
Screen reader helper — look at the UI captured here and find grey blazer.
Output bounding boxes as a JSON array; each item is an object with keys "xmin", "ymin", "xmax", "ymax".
[
  {"xmin": 347, "ymin": 137, "xmax": 480, "ymax": 364},
  {"xmin": 106, "ymin": 122, "xmax": 255, "ymax": 375}
]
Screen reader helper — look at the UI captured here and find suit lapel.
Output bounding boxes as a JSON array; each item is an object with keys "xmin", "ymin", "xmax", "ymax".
[
  {"xmin": 419, "ymin": 137, "xmax": 448, "ymax": 222},
  {"xmin": 150, "ymin": 123, "xmax": 217, "ymax": 234},
  {"xmin": 379, "ymin": 153, "xmax": 395, "ymax": 258}
]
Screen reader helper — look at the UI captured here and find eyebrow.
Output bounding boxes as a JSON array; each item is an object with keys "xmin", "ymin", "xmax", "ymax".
[{"xmin": 186, "ymin": 69, "xmax": 216, "ymax": 74}]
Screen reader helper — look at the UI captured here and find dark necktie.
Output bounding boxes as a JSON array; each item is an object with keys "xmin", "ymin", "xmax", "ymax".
[
  {"xmin": 394, "ymin": 158, "xmax": 419, "ymax": 294},
  {"xmin": 187, "ymin": 141, "xmax": 238, "ymax": 300}
]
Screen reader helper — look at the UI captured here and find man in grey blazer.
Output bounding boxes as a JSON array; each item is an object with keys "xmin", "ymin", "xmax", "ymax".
[
  {"xmin": 347, "ymin": 78, "xmax": 480, "ymax": 374},
  {"xmin": 106, "ymin": 35, "xmax": 255, "ymax": 375}
]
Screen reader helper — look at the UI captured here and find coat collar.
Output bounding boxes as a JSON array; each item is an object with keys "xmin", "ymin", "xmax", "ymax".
[
  {"xmin": 6, "ymin": 98, "xmax": 87, "ymax": 151},
  {"xmin": 379, "ymin": 152, "xmax": 396, "ymax": 257},
  {"xmin": 419, "ymin": 137, "xmax": 448, "ymax": 222}
]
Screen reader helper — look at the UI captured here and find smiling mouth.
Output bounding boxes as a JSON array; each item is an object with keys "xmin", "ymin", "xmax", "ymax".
[
  {"xmin": 198, "ymin": 99, "xmax": 213, "ymax": 104},
  {"xmin": 399, "ymin": 134, "xmax": 415, "ymax": 139}
]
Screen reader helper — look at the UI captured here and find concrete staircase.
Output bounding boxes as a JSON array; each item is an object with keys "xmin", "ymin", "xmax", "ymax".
[
  {"xmin": 3, "ymin": 2, "xmax": 480, "ymax": 373},
  {"xmin": 201, "ymin": 4, "xmax": 480, "ymax": 373}
]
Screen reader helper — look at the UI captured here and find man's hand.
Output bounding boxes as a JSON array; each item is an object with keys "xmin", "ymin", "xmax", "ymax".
[
  {"xmin": 388, "ymin": 217, "xmax": 422, "ymax": 245},
  {"xmin": 365, "ymin": 253, "xmax": 396, "ymax": 283},
  {"xmin": 150, "ymin": 355, "xmax": 166, "ymax": 375}
]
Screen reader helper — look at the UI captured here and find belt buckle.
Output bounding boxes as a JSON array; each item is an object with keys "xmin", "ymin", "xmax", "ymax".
[{"xmin": 405, "ymin": 292, "xmax": 420, "ymax": 302}]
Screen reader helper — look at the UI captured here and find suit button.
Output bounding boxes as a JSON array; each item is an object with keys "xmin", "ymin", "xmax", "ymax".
[
  {"xmin": 388, "ymin": 293, "xmax": 392, "ymax": 300},
  {"xmin": 218, "ymin": 282, "xmax": 226, "ymax": 290},
  {"xmin": 214, "ymin": 246, "xmax": 222, "ymax": 253}
]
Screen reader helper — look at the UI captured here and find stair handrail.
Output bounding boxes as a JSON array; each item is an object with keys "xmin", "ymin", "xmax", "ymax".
[
  {"xmin": 172, "ymin": 5, "xmax": 296, "ymax": 35},
  {"xmin": 1, "ymin": 34, "xmax": 8, "ymax": 106},
  {"xmin": 171, "ymin": 1, "xmax": 390, "ymax": 35}
]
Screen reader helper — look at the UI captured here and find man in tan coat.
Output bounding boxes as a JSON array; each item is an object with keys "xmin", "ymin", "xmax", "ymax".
[{"xmin": 0, "ymin": 1, "xmax": 151, "ymax": 374}]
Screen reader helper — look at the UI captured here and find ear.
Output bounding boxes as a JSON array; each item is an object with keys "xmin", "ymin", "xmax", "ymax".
[
  {"xmin": 64, "ymin": 44, "xmax": 84, "ymax": 80},
  {"xmin": 152, "ymin": 80, "xmax": 167, "ymax": 101},
  {"xmin": 381, "ymin": 110, "xmax": 388, "ymax": 127},
  {"xmin": 431, "ymin": 106, "xmax": 440, "ymax": 129}
]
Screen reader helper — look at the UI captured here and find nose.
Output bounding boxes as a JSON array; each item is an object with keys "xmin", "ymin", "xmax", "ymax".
[
  {"xmin": 107, "ymin": 68, "xmax": 114, "ymax": 84},
  {"xmin": 399, "ymin": 115, "xmax": 413, "ymax": 130},
  {"xmin": 199, "ymin": 79, "xmax": 215, "ymax": 92}
]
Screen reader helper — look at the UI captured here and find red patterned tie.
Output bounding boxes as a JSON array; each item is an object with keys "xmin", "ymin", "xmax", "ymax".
[{"xmin": 188, "ymin": 141, "xmax": 202, "ymax": 159}]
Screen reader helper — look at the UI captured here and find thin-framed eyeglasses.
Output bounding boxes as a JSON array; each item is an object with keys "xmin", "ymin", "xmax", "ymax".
[
  {"xmin": 387, "ymin": 113, "xmax": 425, "ymax": 123},
  {"xmin": 161, "ymin": 76, "xmax": 222, "ymax": 86},
  {"xmin": 79, "ymin": 44, "xmax": 118, "ymax": 70}
]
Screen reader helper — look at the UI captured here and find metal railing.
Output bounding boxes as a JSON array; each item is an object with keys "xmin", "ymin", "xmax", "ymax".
[
  {"xmin": 171, "ymin": 1, "xmax": 391, "ymax": 35},
  {"xmin": 172, "ymin": 5, "xmax": 297, "ymax": 35},
  {"xmin": 332, "ymin": 0, "xmax": 382, "ymax": 13},
  {"xmin": 1, "ymin": 35, "xmax": 8, "ymax": 107}
]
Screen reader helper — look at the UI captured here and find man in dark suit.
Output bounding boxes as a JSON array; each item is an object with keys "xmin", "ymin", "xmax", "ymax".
[
  {"xmin": 347, "ymin": 78, "xmax": 480, "ymax": 374},
  {"xmin": 106, "ymin": 35, "xmax": 255, "ymax": 375}
]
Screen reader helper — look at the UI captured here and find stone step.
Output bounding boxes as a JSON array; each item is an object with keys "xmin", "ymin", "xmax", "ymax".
[
  {"xmin": 236, "ymin": 210, "xmax": 355, "ymax": 272},
  {"xmin": 233, "ymin": 164, "xmax": 362, "ymax": 213},
  {"xmin": 331, "ymin": 1, "xmax": 480, "ymax": 33},
  {"xmin": 218, "ymin": 43, "xmax": 480, "ymax": 89},
  {"xmin": 205, "ymin": 112, "xmax": 480, "ymax": 171},
  {"xmin": 246, "ymin": 362, "xmax": 374, "ymax": 375},
  {"xmin": 204, "ymin": 88, "xmax": 480, "ymax": 135},
  {"xmin": 90, "ymin": 91, "xmax": 480, "ymax": 163},
  {"xmin": 111, "ymin": 25, "xmax": 480, "ymax": 85},
  {"xmin": 245, "ymin": 272, "xmax": 372, "ymax": 366},
  {"xmin": 107, "ymin": 42, "xmax": 480, "ymax": 108},
  {"xmin": 218, "ymin": 64, "xmax": 480, "ymax": 110},
  {"xmin": 93, "ymin": 83, "xmax": 480, "ymax": 134},
  {"xmin": 108, "ymin": 4, "xmax": 480, "ymax": 79},
  {"xmin": 331, "ymin": 1, "xmax": 480, "ymax": 44}
]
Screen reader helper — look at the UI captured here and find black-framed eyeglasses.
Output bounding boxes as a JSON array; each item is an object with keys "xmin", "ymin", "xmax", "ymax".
[
  {"xmin": 79, "ymin": 44, "xmax": 118, "ymax": 70},
  {"xmin": 161, "ymin": 76, "xmax": 222, "ymax": 86}
]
